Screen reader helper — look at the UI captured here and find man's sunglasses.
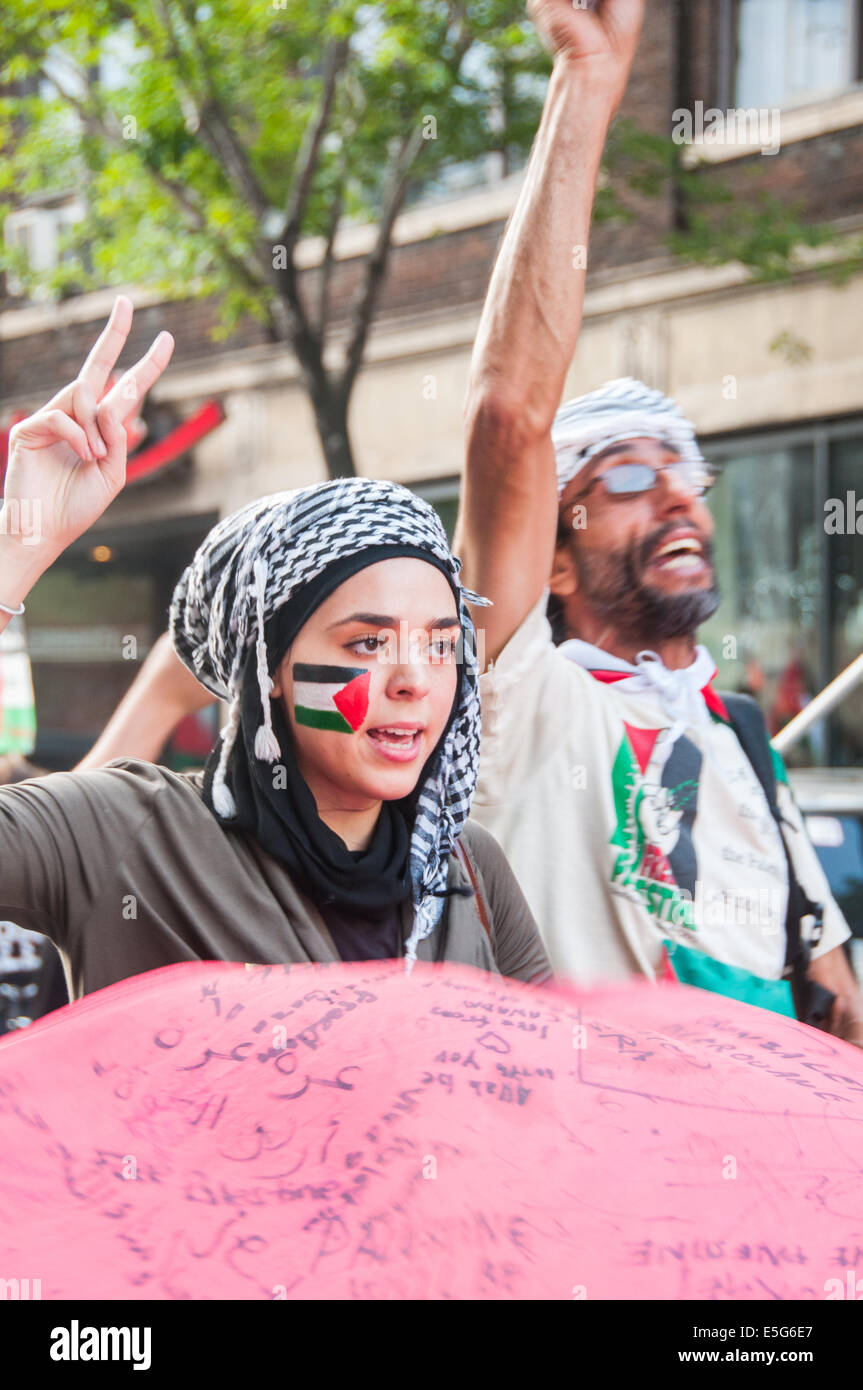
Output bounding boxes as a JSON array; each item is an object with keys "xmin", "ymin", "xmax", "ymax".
[{"xmin": 572, "ymin": 459, "xmax": 721, "ymax": 501}]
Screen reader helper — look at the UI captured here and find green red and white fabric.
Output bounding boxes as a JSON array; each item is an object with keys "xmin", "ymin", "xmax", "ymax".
[
  {"xmin": 472, "ymin": 592, "xmax": 849, "ymax": 989},
  {"xmin": 0, "ymin": 616, "xmax": 36, "ymax": 757}
]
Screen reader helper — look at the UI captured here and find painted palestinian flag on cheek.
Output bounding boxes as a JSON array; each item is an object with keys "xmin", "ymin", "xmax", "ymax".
[{"xmin": 292, "ymin": 664, "xmax": 371, "ymax": 734}]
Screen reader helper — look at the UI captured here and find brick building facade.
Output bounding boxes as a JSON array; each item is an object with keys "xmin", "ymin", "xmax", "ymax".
[{"xmin": 2, "ymin": 0, "xmax": 863, "ymax": 766}]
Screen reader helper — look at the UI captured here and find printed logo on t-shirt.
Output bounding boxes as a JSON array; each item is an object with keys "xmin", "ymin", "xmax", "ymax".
[{"xmin": 609, "ymin": 721, "xmax": 701, "ymax": 930}]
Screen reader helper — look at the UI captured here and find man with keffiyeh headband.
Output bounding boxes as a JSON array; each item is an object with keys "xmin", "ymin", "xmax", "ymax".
[
  {"xmin": 454, "ymin": 0, "xmax": 863, "ymax": 1041},
  {"xmin": 0, "ymin": 298, "xmax": 550, "ymax": 1000}
]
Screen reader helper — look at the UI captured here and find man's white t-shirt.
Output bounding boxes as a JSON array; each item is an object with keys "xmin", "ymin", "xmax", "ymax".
[{"xmin": 471, "ymin": 594, "xmax": 849, "ymax": 986}]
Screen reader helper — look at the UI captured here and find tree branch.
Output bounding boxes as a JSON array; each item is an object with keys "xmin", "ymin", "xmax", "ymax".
[
  {"xmin": 317, "ymin": 160, "xmax": 347, "ymax": 335},
  {"xmin": 337, "ymin": 4, "xmax": 473, "ymax": 396},
  {"xmin": 277, "ymin": 36, "xmax": 349, "ymax": 249},
  {"xmin": 338, "ymin": 120, "xmax": 425, "ymax": 398},
  {"xmin": 171, "ymin": 0, "xmax": 272, "ymax": 224},
  {"xmin": 271, "ymin": 254, "xmax": 324, "ymax": 379},
  {"xmin": 265, "ymin": 33, "xmax": 351, "ymax": 363},
  {"xmin": 141, "ymin": 0, "xmax": 270, "ymax": 225},
  {"xmin": 34, "ymin": 60, "xmax": 279, "ymax": 320},
  {"xmin": 148, "ymin": 0, "xmax": 200, "ymax": 97},
  {"xmin": 38, "ymin": 48, "xmax": 327, "ymax": 390}
]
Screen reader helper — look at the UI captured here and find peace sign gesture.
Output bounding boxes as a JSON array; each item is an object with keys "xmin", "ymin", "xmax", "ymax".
[{"xmin": 4, "ymin": 296, "xmax": 174, "ymax": 557}]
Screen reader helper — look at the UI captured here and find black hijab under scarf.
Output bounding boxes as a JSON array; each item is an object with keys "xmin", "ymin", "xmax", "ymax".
[
  {"xmin": 200, "ymin": 544, "xmax": 464, "ymax": 916},
  {"xmin": 170, "ymin": 477, "xmax": 489, "ymax": 968}
]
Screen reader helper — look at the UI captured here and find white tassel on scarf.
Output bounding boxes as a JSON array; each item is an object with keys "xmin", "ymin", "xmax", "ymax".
[
  {"xmin": 252, "ymin": 558, "xmax": 282, "ymax": 764},
  {"xmin": 211, "ymin": 693, "xmax": 242, "ymax": 819}
]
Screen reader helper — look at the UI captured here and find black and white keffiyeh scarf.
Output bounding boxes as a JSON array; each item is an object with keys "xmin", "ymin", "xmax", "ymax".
[
  {"xmin": 551, "ymin": 377, "xmax": 706, "ymax": 496},
  {"xmin": 169, "ymin": 478, "xmax": 490, "ymax": 968}
]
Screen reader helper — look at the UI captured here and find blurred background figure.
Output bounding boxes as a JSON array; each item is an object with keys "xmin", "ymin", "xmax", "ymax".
[
  {"xmin": 75, "ymin": 630, "xmax": 217, "ymax": 773},
  {"xmin": 0, "ymin": 613, "xmax": 58, "ymax": 1033},
  {"xmin": 0, "ymin": 630, "xmax": 218, "ymax": 1033}
]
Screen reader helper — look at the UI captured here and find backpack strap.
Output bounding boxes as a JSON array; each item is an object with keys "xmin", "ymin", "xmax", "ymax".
[
  {"xmin": 453, "ymin": 838, "xmax": 493, "ymax": 944},
  {"xmin": 720, "ymin": 691, "xmax": 834, "ymax": 1026}
]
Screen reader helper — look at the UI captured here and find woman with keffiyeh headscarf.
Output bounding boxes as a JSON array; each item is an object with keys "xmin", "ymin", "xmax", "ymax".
[{"xmin": 0, "ymin": 300, "xmax": 551, "ymax": 999}]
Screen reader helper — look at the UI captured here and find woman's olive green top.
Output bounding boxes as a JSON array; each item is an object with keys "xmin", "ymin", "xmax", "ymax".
[{"xmin": 0, "ymin": 760, "xmax": 552, "ymax": 1000}]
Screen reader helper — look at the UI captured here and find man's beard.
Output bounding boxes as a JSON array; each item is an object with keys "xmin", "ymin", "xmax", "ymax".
[{"xmin": 572, "ymin": 522, "xmax": 720, "ymax": 643}]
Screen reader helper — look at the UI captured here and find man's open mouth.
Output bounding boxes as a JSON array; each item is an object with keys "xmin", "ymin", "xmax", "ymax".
[{"xmin": 649, "ymin": 536, "xmax": 705, "ymax": 573}]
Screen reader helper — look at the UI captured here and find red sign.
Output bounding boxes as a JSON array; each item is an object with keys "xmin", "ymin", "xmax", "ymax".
[
  {"xmin": 126, "ymin": 400, "xmax": 224, "ymax": 485},
  {"xmin": 1, "ymin": 386, "xmax": 224, "ymax": 490}
]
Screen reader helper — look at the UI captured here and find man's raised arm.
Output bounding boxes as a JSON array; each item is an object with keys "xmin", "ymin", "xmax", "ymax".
[{"xmin": 454, "ymin": 0, "xmax": 644, "ymax": 665}]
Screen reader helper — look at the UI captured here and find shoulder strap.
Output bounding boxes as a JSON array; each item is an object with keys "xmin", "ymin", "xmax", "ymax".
[
  {"xmin": 453, "ymin": 838, "xmax": 493, "ymax": 943},
  {"xmin": 720, "ymin": 692, "xmax": 833, "ymax": 1025},
  {"xmin": 720, "ymin": 692, "xmax": 778, "ymax": 813},
  {"xmin": 720, "ymin": 691, "xmax": 806, "ymax": 968}
]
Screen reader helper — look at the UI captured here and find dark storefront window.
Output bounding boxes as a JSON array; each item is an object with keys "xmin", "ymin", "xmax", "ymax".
[
  {"xmin": 703, "ymin": 420, "xmax": 863, "ymax": 767},
  {"xmin": 24, "ymin": 513, "xmax": 218, "ymax": 770},
  {"xmin": 699, "ymin": 440, "xmax": 821, "ymax": 759},
  {"xmin": 827, "ymin": 432, "xmax": 863, "ymax": 763},
  {"xmin": 26, "ymin": 567, "xmax": 155, "ymax": 767}
]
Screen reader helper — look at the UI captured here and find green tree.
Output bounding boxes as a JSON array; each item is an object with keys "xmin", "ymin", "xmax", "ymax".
[
  {"xmin": 0, "ymin": 0, "xmax": 549, "ymax": 477},
  {"xmin": 1, "ymin": 4, "xmax": 859, "ymax": 476}
]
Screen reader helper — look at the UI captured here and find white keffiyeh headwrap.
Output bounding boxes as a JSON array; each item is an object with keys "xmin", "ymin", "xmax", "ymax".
[
  {"xmin": 169, "ymin": 478, "xmax": 490, "ymax": 969},
  {"xmin": 552, "ymin": 378, "xmax": 706, "ymax": 498}
]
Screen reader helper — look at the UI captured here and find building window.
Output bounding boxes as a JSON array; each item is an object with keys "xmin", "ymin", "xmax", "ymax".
[
  {"xmin": 3, "ymin": 200, "xmax": 85, "ymax": 298},
  {"xmin": 734, "ymin": 0, "xmax": 860, "ymax": 108},
  {"xmin": 700, "ymin": 418, "xmax": 863, "ymax": 768}
]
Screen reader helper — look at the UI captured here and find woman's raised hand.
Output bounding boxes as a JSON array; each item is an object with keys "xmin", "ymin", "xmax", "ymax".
[{"xmin": 5, "ymin": 296, "xmax": 174, "ymax": 558}]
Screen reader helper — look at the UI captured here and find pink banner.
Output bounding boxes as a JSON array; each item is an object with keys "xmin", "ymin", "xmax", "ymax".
[{"xmin": 0, "ymin": 959, "xmax": 861, "ymax": 1300}]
